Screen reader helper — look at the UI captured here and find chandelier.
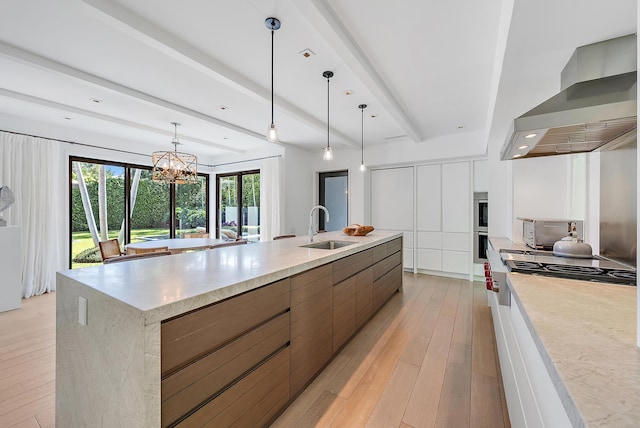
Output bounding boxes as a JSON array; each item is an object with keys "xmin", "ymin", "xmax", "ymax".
[{"xmin": 152, "ymin": 122, "xmax": 198, "ymax": 184}]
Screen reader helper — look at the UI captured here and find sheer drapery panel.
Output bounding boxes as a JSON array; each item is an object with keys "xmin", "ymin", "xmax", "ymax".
[{"xmin": 0, "ymin": 132, "xmax": 65, "ymax": 297}]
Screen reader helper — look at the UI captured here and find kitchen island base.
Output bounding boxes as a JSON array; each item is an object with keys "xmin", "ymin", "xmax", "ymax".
[{"xmin": 56, "ymin": 232, "xmax": 402, "ymax": 427}]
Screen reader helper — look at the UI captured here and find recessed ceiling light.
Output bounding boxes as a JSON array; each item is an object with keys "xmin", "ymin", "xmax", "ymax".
[
  {"xmin": 344, "ymin": 89, "xmax": 355, "ymax": 96},
  {"xmin": 89, "ymin": 98, "xmax": 102, "ymax": 104},
  {"xmin": 63, "ymin": 116, "xmax": 72, "ymax": 120},
  {"xmin": 218, "ymin": 105, "xmax": 229, "ymax": 111},
  {"xmin": 518, "ymin": 145, "xmax": 529, "ymax": 150},
  {"xmin": 299, "ymin": 48, "xmax": 315, "ymax": 58},
  {"xmin": 513, "ymin": 154, "xmax": 522, "ymax": 158},
  {"xmin": 524, "ymin": 133, "xmax": 538, "ymax": 138}
]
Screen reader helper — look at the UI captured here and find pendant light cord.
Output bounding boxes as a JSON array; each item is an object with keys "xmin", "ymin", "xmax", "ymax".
[
  {"xmin": 271, "ymin": 26, "xmax": 275, "ymax": 125},
  {"xmin": 326, "ymin": 75, "xmax": 330, "ymax": 149},
  {"xmin": 361, "ymin": 107, "xmax": 364, "ymax": 163}
]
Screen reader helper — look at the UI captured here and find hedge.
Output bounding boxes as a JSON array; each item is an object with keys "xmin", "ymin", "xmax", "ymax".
[{"xmin": 72, "ymin": 177, "xmax": 206, "ymax": 232}]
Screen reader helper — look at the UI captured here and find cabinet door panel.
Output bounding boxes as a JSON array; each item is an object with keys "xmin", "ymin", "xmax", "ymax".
[
  {"xmin": 371, "ymin": 167, "xmax": 414, "ymax": 230},
  {"xmin": 355, "ymin": 267, "xmax": 373, "ymax": 329},
  {"xmin": 442, "ymin": 250, "xmax": 470, "ymax": 274},
  {"xmin": 442, "ymin": 162, "xmax": 470, "ymax": 233},
  {"xmin": 333, "ymin": 276, "xmax": 356, "ymax": 353},
  {"xmin": 416, "ymin": 164, "xmax": 442, "ymax": 231},
  {"xmin": 442, "ymin": 232, "xmax": 469, "ymax": 251},
  {"xmin": 417, "ymin": 231, "xmax": 442, "ymax": 249},
  {"xmin": 417, "ymin": 248, "xmax": 442, "ymax": 271},
  {"xmin": 290, "ymin": 265, "xmax": 333, "ymax": 395}
]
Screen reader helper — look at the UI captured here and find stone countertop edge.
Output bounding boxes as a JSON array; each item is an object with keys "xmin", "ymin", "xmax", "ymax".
[
  {"xmin": 489, "ymin": 236, "xmax": 639, "ymax": 428},
  {"xmin": 58, "ymin": 231, "xmax": 403, "ymax": 324}
]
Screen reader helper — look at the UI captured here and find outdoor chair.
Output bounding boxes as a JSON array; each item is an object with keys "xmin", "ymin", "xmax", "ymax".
[
  {"xmin": 99, "ymin": 238, "xmax": 124, "ymax": 262},
  {"xmin": 126, "ymin": 246, "xmax": 170, "ymax": 255},
  {"xmin": 184, "ymin": 233, "xmax": 210, "ymax": 238}
]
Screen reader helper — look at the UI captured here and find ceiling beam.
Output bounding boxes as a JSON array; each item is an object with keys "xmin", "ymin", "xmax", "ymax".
[
  {"xmin": 0, "ymin": 87, "xmax": 244, "ymax": 153},
  {"xmin": 0, "ymin": 41, "xmax": 260, "ymax": 151},
  {"xmin": 80, "ymin": 0, "xmax": 358, "ymax": 147},
  {"xmin": 292, "ymin": 0, "xmax": 422, "ymax": 144}
]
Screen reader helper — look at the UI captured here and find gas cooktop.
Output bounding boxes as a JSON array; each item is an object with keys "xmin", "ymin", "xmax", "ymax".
[{"xmin": 499, "ymin": 249, "xmax": 636, "ymax": 286}]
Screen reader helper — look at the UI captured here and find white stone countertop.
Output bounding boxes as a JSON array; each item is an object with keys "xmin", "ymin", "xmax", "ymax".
[
  {"xmin": 58, "ymin": 231, "xmax": 402, "ymax": 324},
  {"xmin": 490, "ymin": 236, "xmax": 639, "ymax": 427}
]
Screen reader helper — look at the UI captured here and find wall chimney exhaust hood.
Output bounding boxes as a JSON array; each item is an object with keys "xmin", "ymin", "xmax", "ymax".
[{"xmin": 501, "ymin": 34, "xmax": 637, "ymax": 160}]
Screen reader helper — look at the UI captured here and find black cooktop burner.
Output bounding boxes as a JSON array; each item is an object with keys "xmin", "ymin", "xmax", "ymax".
[{"xmin": 505, "ymin": 260, "xmax": 636, "ymax": 286}]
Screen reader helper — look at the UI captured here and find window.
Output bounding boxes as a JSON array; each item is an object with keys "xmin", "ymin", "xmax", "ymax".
[
  {"xmin": 217, "ymin": 170, "xmax": 260, "ymax": 241},
  {"xmin": 70, "ymin": 157, "xmax": 209, "ymax": 268}
]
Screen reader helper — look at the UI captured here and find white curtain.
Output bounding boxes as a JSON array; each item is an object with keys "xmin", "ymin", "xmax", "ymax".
[
  {"xmin": 0, "ymin": 132, "xmax": 66, "ymax": 297},
  {"xmin": 259, "ymin": 157, "xmax": 283, "ymax": 241}
]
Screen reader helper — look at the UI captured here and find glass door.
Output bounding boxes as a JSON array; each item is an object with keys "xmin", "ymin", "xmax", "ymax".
[
  {"xmin": 319, "ymin": 170, "xmax": 348, "ymax": 232},
  {"xmin": 70, "ymin": 160, "xmax": 125, "ymax": 268}
]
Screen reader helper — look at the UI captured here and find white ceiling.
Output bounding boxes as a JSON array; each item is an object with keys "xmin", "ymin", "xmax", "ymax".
[{"xmin": 0, "ymin": 0, "xmax": 636, "ymax": 164}]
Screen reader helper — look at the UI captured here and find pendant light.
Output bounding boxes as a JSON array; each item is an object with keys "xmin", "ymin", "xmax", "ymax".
[
  {"xmin": 358, "ymin": 104, "xmax": 367, "ymax": 171},
  {"xmin": 265, "ymin": 17, "xmax": 281, "ymax": 143},
  {"xmin": 152, "ymin": 122, "xmax": 198, "ymax": 184},
  {"xmin": 323, "ymin": 70, "xmax": 334, "ymax": 160}
]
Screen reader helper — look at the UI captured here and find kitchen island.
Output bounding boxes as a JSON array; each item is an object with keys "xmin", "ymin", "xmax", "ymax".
[
  {"xmin": 56, "ymin": 231, "xmax": 403, "ymax": 427},
  {"xmin": 488, "ymin": 237, "xmax": 639, "ymax": 427}
]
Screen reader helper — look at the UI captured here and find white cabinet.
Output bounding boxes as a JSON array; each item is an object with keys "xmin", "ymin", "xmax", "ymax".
[
  {"xmin": 416, "ymin": 164, "xmax": 441, "ymax": 231},
  {"xmin": 473, "ymin": 159, "xmax": 489, "ymax": 192},
  {"xmin": 415, "ymin": 162, "xmax": 471, "ymax": 276},
  {"xmin": 488, "ymin": 287, "xmax": 572, "ymax": 428},
  {"xmin": 371, "ymin": 167, "xmax": 414, "ymax": 269},
  {"xmin": 442, "ymin": 162, "xmax": 470, "ymax": 233},
  {"xmin": 0, "ymin": 226, "xmax": 22, "ymax": 312}
]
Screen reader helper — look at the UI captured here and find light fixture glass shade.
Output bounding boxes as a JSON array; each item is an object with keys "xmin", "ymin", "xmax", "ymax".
[
  {"xmin": 360, "ymin": 163, "xmax": 366, "ymax": 172},
  {"xmin": 323, "ymin": 146, "xmax": 333, "ymax": 161},
  {"xmin": 267, "ymin": 123, "xmax": 279, "ymax": 143}
]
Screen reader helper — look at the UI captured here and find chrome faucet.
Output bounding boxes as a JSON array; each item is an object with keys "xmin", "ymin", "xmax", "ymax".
[{"xmin": 308, "ymin": 205, "xmax": 329, "ymax": 242}]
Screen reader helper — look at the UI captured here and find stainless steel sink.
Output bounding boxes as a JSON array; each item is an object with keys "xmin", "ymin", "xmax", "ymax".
[{"xmin": 299, "ymin": 240, "xmax": 355, "ymax": 250}]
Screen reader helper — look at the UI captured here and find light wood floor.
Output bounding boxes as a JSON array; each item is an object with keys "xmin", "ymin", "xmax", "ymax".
[{"xmin": 0, "ymin": 273, "xmax": 509, "ymax": 428}]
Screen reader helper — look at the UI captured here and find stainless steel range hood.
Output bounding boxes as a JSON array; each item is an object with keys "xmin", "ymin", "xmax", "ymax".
[{"xmin": 501, "ymin": 34, "xmax": 637, "ymax": 160}]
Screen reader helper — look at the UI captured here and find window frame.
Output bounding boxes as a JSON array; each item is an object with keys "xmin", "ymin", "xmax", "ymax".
[
  {"xmin": 215, "ymin": 169, "xmax": 260, "ymax": 240},
  {"xmin": 68, "ymin": 156, "xmax": 209, "ymax": 268}
]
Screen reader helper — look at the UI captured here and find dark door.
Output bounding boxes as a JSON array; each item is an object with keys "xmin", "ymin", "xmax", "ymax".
[{"xmin": 319, "ymin": 170, "xmax": 348, "ymax": 232}]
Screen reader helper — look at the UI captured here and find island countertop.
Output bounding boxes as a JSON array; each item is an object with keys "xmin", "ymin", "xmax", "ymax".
[
  {"xmin": 58, "ymin": 230, "xmax": 402, "ymax": 324},
  {"xmin": 490, "ymin": 236, "xmax": 639, "ymax": 427}
]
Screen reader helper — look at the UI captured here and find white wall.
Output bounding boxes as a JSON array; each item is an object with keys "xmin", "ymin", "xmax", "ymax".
[{"xmin": 283, "ymin": 145, "xmax": 315, "ymax": 236}]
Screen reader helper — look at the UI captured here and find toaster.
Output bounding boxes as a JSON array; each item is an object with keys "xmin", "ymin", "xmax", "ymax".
[{"xmin": 518, "ymin": 217, "xmax": 584, "ymax": 249}]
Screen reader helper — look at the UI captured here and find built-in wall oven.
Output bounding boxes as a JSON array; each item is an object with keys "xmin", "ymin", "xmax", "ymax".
[{"xmin": 474, "ymin": 192, "xmax": 488, "ymax": 263}]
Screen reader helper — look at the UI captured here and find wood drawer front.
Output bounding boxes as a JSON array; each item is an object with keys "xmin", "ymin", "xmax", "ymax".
[
  {"xmin": 374, "ymin": 264, "xmax": 402, "ymax": 310},
  {"xmin": 333, "ymin": 275, "xmax": 356, "ymax": 353},
  {"xmin": 387, "ymin": 237, "xmax": 403, "ymax": 255},
  {"xmin": 333, "ymin": 247, "xmax": 374, "ymax": 284},
  {"xmin": 372, "ymin": 241, "xmax": 388, "ymax": 263},
  {"xmin": 373, "ymin": 250, "xmax": 402, "ymax": 281},
  {"xmin": 175, "ymin": 346, "xmax": 290, "ymax": 428},
  {"xmin": 355, "ymin": 267, "xmax": 374, "ymax": 329},
  {"xmin": 291, "ymin": 264, "xmax": 332, "ymax": 306},
  {"xmin": 161, "ymin": 312, "xmax": 290, "ymax": 427},
  {"xmin": 161, "ymin": 278, "xmax": 290, "ymax": 376}
]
